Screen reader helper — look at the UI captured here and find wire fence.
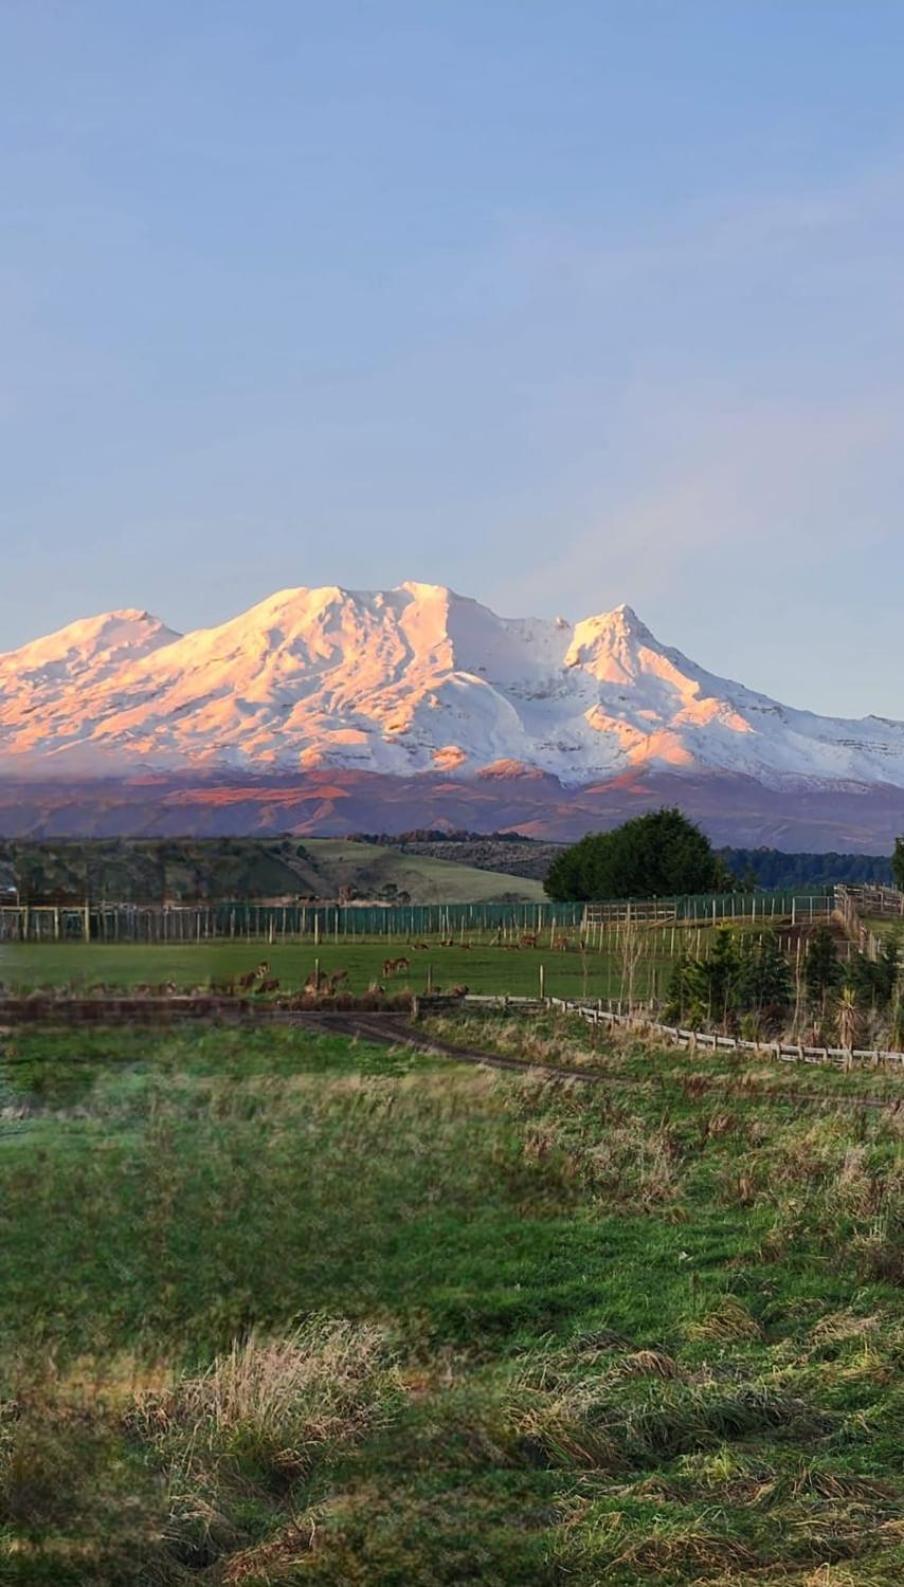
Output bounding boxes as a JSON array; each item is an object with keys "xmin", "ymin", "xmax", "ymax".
[{"xmin": 0, "ymin": 887, "xmax": 835, "ymax": 944}]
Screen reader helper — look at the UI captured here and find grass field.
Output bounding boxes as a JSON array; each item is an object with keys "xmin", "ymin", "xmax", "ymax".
[
  {"xmin": 302, "ymin": 838, "xmax": 547, "ymax": 903},
  {"xmin": 1, "ymin": 1016, "xmax": 902, "ymax": 1583},
  {"xmin": 0, "ymin": 935, "xmax": 684, "ymax": 1002}
]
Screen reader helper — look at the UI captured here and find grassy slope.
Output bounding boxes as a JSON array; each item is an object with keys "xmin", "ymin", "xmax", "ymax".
[
  {"xmin": 0, "ymin": 836, "xmax": 545, "ymax": 905},
  {"xmin": 1, "ymin": 1020, "xmax": 902, "ymax": 1585},
  {"xmin": 303, "ymin": 837, "xmax": 546, "ymax": 902}
]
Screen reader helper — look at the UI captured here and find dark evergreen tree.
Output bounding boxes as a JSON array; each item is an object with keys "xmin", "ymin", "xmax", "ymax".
[
  {"xmin": 845, "ymin": 936, "xmax": 900, "ymax": 1011},
  {"xmin": 805, "ymin": 925, "xmax": 842, "ymax": 1006},
  {"xmin": 703, "ymin": 929, "xmax": 740, "ymax": 1027},
  {"xmin": 664, "ymin": 951, "xmax": 711, "ymax": 1027},
  {"xmin": 544, "ymin": 808, "xmax": 726, "ymax": 901},
  {"xmin": 735, "ymin": 932, "xmax": 792, "ymax": 1023}
]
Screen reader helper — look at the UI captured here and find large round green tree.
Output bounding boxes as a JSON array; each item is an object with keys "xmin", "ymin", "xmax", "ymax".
[{"xmin": 544, "ymin": 807, "xmax": 727, "ymax": 900}]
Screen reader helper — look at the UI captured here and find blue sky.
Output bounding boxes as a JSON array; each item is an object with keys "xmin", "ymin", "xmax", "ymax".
[{"xmin": 3, "ymin": 1, "xmax": 904, "ymax": 716}]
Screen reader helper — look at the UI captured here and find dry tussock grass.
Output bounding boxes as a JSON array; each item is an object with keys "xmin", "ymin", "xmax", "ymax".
[
  {"xmin": 810, "ymin": 1309, "xmax": 885, "ymax": 1345},
  {"xmin": 616, "ymin": 1348, "xmax": 681, "ymax": 1379},
  {"xmin": 687, "ymin": 1297, "xmax": 763, "ymax": 1343},
  {"xmin": 143, "ymin": 1316, "xmax": 394, "ymax": 1457},
  {"xmin": 220, "ymin": 1517, "xmax": 317, "ymax": 1581},
  {"xmin": 517, "ymin": 1111, "xmax": 687, "ymax": 1209}
]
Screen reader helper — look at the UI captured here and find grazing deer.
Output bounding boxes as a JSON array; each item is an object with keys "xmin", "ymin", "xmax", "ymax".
[
  {"xmin": 304, "ymin": 967, "xmax": 328, "ymax": 994},
  {"xmin": 412, "ymin": 941, "xmax": 430, "ymax": 950},
  {"xmin": 520, "ymin": 932, "xmax": 539, "ymax": 949},
  {"xmin": 451, "ymin": 984, "xmax": 469, "ymax": 998},
  {"xmin": 237, "ymin": 960, "xmax": 271, "ymax": 990},
  {"xmin": 382, "ymin": 956, "xmax": 410, "ymax": 977},
  {"xmin": 255, "ymin": 976, "xmax": 280, "ymax": 994},
  {"xmin": 327, "ymin": 969, "xmax": 349, "ymax": 993}
]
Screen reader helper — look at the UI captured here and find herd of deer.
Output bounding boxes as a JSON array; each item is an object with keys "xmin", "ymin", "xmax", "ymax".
[
  {"xmin": 223, "ymin": 955, "xmax": 470, "ymax": 1001},
  {"xmin": 222, "ymin": 932, "xmax": 576, "ymax": 1000},
  {"xmin": 301, "ymin": 966, "xmax": 349, "ymax": 995}
]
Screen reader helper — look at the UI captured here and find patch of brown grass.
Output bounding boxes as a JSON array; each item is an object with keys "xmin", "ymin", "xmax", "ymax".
[{"xmin": 686, "ymin": 1297, "xmax": 763, "ymax": 1344}]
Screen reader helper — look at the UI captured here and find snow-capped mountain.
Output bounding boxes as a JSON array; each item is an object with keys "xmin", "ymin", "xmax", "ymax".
[{"xmin": 1, "ymin": 581, "xmax": 903, "ymax": 789}]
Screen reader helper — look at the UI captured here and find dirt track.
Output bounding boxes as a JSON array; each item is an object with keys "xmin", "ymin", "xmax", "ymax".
[
  {"xmin": 286, "ymin": 1010, "xmax": 904, "ymax": 1111},
  {"xmin": 0, "ymin": 998, "xmax": 900, "ymax": 1111},
  {"xmin": 290, "ymin": 1009, "xmax": 606, "ymax": 1083}
]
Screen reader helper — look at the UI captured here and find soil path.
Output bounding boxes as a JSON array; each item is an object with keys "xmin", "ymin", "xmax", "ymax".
[{"xmin": 286, "ymin": 1010, "xmax": 904, "ymax": 1111}]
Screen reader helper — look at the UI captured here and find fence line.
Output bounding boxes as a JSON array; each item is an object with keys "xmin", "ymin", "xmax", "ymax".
[
  {"xmin": 582, "ymin": 888, "xmax": 833, "ymax": 927},
  {"xmin": 414, "ymin": 991, "xmax": 904, "ymax": 1070},
  {"xmin": 0, "ymin": 898, "xmax": 586, "ymax": 944},
  {"xmin": 544, "ymin": 996, "xmax": 904, "ymax": 1071},
  {"xmin": 0, "ymin": 886, "xmax": 837, "ymax": 945}
]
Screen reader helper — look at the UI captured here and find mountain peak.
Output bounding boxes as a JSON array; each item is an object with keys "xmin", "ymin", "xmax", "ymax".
[
  {"xmin": 610, "ymin": 600, "xmax": 641, "ymax": 622},
  {"xmin": 598, "ymin": 602, "xmax": 651, "ymax": 637},
  {"xmin": 0, "ymin": 606, "xmax": 178, "ymax": 666},
  {"xmin": 1, "ymin": 581, "xmax": 903, "ymax": 793},
  {"xmin": 396, "ymin": 580, "xmax": 454, "ymax": 599}
]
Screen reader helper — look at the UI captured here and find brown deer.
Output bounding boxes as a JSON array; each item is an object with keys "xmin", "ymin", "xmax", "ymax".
[
  {"xmin": 520, "ymin": 932, "xmax": 539, "ymax": 948},
  {"xmin": 451, "ymin": 983, "xmax": 469, "ymax": 998},
  {"xmin": 382, "ymin": 956, "xmax": 410, "ymax": 977},
  {"xmin": 303, "ymin": 967, "xmax": 328, "ymax": 994},
  {"xmin": 327, "ymin": 969, "xmax": 349, "ymax": 993},
  {"xmin": 256, "ymin": 977, "xmax": 280, "ymax": 994},
  {"xmin": 237, "ymin": 960, "xmax": 271, "ymax": 990}
]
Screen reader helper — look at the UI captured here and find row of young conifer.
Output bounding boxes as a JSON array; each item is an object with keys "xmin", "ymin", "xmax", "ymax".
[{"xmin": 664, "ymin": 923, "xmax": 902, "ymax": 1045}]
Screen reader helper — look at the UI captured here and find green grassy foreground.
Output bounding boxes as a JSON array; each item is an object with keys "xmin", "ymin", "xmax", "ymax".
[{"xmin": 1, "ymin": 1018, "xmax": 902, "ymax": 1584}]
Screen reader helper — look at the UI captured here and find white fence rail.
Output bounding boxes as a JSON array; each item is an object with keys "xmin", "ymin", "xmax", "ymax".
[
  {"xmin": 546, "ymin": 997, "xmax": 904, "ymax": 1071},
  {"xmin": 419, "ymin": 993, "xmax": 904, "ymax": 1073}
]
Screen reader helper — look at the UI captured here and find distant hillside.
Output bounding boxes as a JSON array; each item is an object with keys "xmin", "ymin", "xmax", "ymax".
[
  {"xmin": 353, "ymin": 830, "xmax": 563, "ymax": 881},
  {"xmin": 354, "ymin": 832, "xmax": 895, "ymax": 891},
  {"xmin": 0, "ymin": 834, "xmax": 890, "ymax": 906},
  {"xmin": 0, "ymin": 837, "xmax": 544, "ymax": 906},
  {"xmin": 302, "ymin": 840, "xmax": 545, "ymax": 903}
]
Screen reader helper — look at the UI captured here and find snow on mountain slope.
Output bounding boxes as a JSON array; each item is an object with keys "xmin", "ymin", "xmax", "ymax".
[
  {"xmin": 1, "ymin": 582, "xmax": 903, "ymax": 787},
  {"xmin": 0, "ymin": 610, "xmax": 182, "ymax": 767}
]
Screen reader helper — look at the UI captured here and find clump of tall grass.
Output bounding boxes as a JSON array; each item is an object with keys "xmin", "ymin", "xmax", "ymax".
[
  {"xmin": 852, "ymin": 1208, "xmax": 904, "ymax": 1285},
  {"xmin": 687, "ymin": 1296, "xmax": 763, "ymax": 1344},
  {"xmin": 126, "ymin": 1317, "xmax": 399, "ymax": 1571},
  {"xmin": 139, "ymin": 1316, "xmax": 396, "ymax": 1476}
]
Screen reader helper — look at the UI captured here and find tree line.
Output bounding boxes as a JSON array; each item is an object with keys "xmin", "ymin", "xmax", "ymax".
[{"xmin": 544, "ymin": 809, "xmax": 903, "ymax": 900}]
